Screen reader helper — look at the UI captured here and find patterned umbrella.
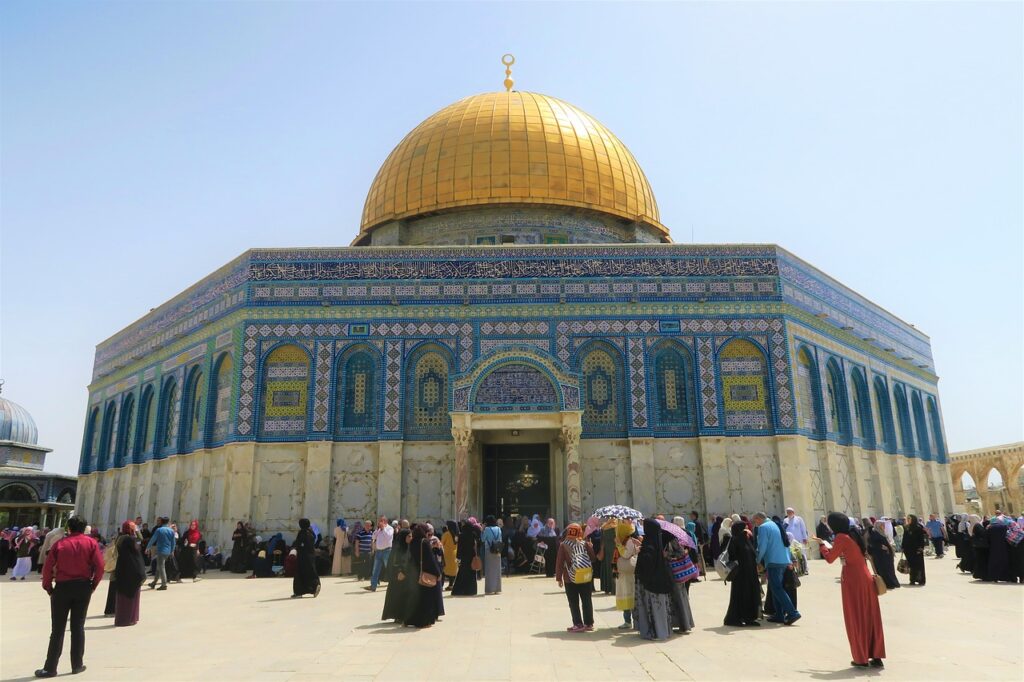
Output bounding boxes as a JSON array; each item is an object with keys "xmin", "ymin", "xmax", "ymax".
[
  {"xmin": 656, "ymin": 518, "xmax": 696, "ymax": 549},
  {"xmin": 593, "ymin": 505, "xmax": 644, "ymax": 520}
]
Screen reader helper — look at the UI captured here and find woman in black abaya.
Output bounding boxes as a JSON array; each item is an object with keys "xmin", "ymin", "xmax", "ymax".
[
  {"xmin": 867, "ymin": 521, "xmax": 900, "ymax": 590},
  {"xmin": 723, "ymin": 521, "xmax": 761, "ymax": 627},
  {"xmin": 381, "ymin": 529, "xmax": 416, "ymax": 624},
  {"xmin": 290, "ymin": 518, "xmax": 321, "ymax": 598},
  {"xmin": 450, "ymin": 520, "xmax": 480, "ymax": 596},
  {"xmin": 986, "ymin": 521, "xmax": 1014, "ymax": 582},
  {"xmin": 633, "ymin": 519, "xmax": 673, "ymax": 641},
  {"xmin": 405, "ymin": 524, "xmax": 442, "ymax": 628},
  {"xmin": 971, "ymin": 519, "xmax": 990, "ymax": 581},
  {"xmin": 229, "ymin": 521, "xmax": 248, "ymax": 573},
  {"xmin": 900, "ymin": 515, "xmax": 927, "ymax": 586}
]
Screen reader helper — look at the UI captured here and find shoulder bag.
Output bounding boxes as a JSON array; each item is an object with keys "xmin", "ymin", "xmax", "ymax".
[
  {"xmin": 418, "ymin": 542, "xmax": 438, "ymax": 588},
  {"xmin": 103, "ymin": 540, "xmax": 119, "ymax": 572},
  {"xmin": 896, "ymin": 554, "xmax": 909, "ymax": 574},
  {"xmin": 867, "ymin": 555, "xmax": 887, "ymax": 596}
]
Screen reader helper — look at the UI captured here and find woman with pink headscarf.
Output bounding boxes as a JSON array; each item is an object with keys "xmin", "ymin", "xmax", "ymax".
[{"xmin": 11, "ymin": 527, "xmax": 36, "ymax": 579}]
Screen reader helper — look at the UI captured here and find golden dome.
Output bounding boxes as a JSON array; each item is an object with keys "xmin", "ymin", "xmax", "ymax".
[{"xmin": 359, "ymin": 91, "xmax": 664, "ymax": 237}]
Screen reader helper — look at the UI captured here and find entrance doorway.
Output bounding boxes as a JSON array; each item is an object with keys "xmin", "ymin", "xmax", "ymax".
[{"xmin": 483, "ymin": 444, "xmax": 550, "ymax": 519}]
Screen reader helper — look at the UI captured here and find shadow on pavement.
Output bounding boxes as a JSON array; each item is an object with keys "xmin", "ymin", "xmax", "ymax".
[{"xmin": 798, "ymin": 668, "xmax": 882, "ymax": 680}]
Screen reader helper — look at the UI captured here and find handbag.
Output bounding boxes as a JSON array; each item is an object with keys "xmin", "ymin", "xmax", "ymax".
[
  {"xmin": 1007, "ymin": 523, "xmax": 1024, "ymax": 546},
  {"xmin": 669, "ymin": 554, "xmax": 699, "ymax": 583},
  {"xmin": 714, "ymin": 547, "xmax": 737, "ymax": 581},
  {"xmin": 867, "ymin": 556, "xmax": 887, "ymax": 596},
  {"xmin": 470, "ymin": 554, "xmax": 482, "ymax": 571},
  {"xmin": 103, "ymin": 541, "xmax": 119, "ymax": 573},
  {"xmin": 417, "ymin": 543, "xmax": 438, "ymax": 587},
  {"xmin": 896, "ymin": 555, "xmax": 909, "ymax": 574}
]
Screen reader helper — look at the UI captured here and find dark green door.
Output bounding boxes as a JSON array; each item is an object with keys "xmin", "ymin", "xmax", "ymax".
[{"xmin": 483, "ymin": 444, "xmax": 550, "ymax": 519}]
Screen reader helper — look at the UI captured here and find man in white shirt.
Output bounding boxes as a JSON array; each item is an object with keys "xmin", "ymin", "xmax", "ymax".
[
  {"xmin": 783, "ymin": 507, "xmax": 809, "ymax": 544},
  {"xmin": 366, "ymin": 516, "xmax": 394, "ymax": 592}
]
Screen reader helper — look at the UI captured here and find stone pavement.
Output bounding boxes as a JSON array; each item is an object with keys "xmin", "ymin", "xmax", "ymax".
[{"xmin": 1, "ymin": 556, "xmax": 1020, "ymax": 681}]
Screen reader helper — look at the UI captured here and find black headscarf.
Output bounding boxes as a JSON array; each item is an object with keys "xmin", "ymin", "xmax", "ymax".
[
  {"xmin": 445, "ymin": 520, "xmax": 459, "ymax": 538},
  {"xmin": 298, "ymin": 518, "xmax": 311, "ymax": 531},
  {"xmin": 484, "ymin": 515, "xmax": 497, "ymax": 527},
  {"xmin": 773, "ymin": 518, "xmax": 791, "ymax": 547},
  {"xmin": 635, "ymin": 518, "xmax": 672, "ymax": 594},
  {"xmin": 827, "ymin": 512, "xmax": 866, "ymax": 554},
  {"xmin": 114, "ymin": 533, "xmax": 146, "ymax": 597}
]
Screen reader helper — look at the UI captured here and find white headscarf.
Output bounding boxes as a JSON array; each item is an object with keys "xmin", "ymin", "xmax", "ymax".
[
  {"xmin": 527, "ymin": 514, "xmax": 542, "ymax": 538},
  {"xmin": 719, "ymin": 517, "xmax": 734, "ymax": 543}
]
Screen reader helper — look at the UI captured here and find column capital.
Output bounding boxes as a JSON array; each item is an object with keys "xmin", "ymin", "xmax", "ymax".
[
  {"xmin": 560, "ymin": 425, "xmax": 582, "ymax": 447},
  {"xmin": 451, "ymin": 426, "xmax": 474, "ymax": 448}
]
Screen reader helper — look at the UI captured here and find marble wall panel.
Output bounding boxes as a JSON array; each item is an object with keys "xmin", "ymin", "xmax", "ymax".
[
  {"xmin": 401, "ymin": 442, "xmax": 453, "ymax": 522},
  {"xmin": 652, "ymin": 440, "xmax": 704, "ymax": 517},
  {"xmin": 329, "ymin": 442, "xmax": 380, "ymax": 523}
]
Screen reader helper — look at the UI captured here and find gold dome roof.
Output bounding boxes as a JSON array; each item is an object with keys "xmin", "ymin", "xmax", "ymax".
[{"xmin": 359, "ymin": 91, "xmax": 664, "ymax": 237}]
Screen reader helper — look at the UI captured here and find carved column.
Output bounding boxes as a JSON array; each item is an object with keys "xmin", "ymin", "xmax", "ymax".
[
  {"xmin": 561, "ymin": 425, "xmax": 583, "ymax": 523},
  {"xmin": 452, "ymin": 426, "xmax": 473, "ymax": 520}
]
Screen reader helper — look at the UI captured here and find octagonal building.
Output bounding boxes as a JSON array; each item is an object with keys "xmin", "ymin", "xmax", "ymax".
[{"xmin": 75, "ymin": 85, "xmax": 955, "ymax": 543}]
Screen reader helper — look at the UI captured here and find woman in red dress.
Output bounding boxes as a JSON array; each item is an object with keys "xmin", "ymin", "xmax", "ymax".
[{"xmin": 816, "ymin": 513, "xmax": 886, "ymax": 669}]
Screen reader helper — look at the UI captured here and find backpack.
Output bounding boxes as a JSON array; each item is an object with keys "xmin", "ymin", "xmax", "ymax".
[
  {"xmin": 565, "ymin": 540, "xmax": 592, "ymax": 584},
  {"xmin": 486, "ymin": 528, "xmax": 503, "ymax": 554}
]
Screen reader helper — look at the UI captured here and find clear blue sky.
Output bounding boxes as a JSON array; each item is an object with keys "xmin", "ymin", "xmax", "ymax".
[{"xmin": 2, "ymin": 2, "xmax": 1021, "ymax": 475}]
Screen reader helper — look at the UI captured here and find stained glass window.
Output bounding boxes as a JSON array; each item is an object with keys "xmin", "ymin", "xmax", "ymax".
[
  {"xmin": 652, "ymin": 344, "xmax": 693, "ymax": 429},
  {"xmin": 160, "ymin": 380, "xmax": 177, "ymax": 451},
  {"xmin": 719, "ymin": 339, "xmax": 771, "ymax": 432}
]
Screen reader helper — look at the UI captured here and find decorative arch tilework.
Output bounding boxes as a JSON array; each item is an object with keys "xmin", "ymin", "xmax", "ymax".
[
  {"xmin": 183, "ymin": 367, "xmax": 205, "ymax": 447},
  {"xmin": 82, "ymin": 407, "xmax": 99, "ymax": 474},
  {"xmin": 872, "ymin": 377, "xmax": 897, "ymax": 454},
  {"xmin": 383, "ymin": 340, "xmax": 403, "ymax": 432},
  {"xmin": 260, "ymin": 344, "xmax": 310, "ymax": 438},
  {"xmin": 453, "ymin": 346, "xmax": 576, "ymax": 412},
  {"xmin": 211, "ymin": 355, "xmax": 233, "ymax": 443},
  {"xmin": 911, "ymin": 391, "xmax": 931, "ymax": 461},
  {"xmin": 474, "ymin": 363, "xmax": 558, "ymax": 412},
  {"xmin": 405, "ymin": 346, "xmax": 450, "ymax": 437},
  {"xmin": 850, "ymin": 368, "xmax": 875, "ymax": 449},
  {"xmin": 115, "ymin": 393, "xmax": 135, "ymax": 468},
  {"xmin": 697, "ymin": 338, "xmax": 719, "ymax": 429},
  {"xmin": 824, "ymin": 358, "xmax": 851, "ymax": 443},
  {"xmin": 926, "ymin": 397, "xmax": 946, "ymax": 462},
  {"xmin": 651, "ymin": 341, "xmax": 696, "ymax": 430},
  {"xmin": 795, "ymin": 348, "xmax": 822, "ymax": 435},
  {"xmin": 893, "ymin": 385, "xmax": 914, "ymax": 454},
  {"xmin": 159, "ymin": 379, "xmax": 178, "ymax": 454},
  {"xmin": 579, "ymin": 343, "xmax": 626, "ymax": 435},
  {"xmin": 98, "ymin": 402, "xmax": 117, "ymax": 471},
  {"xmin": 719, "ymin": 339, "xmax": 771, "ymax": 432},
  {"xmin": 137, "ymin": 386, "xmax": 155, "ymax": 457},
  {"xmin": 337, "ymin": 347, "xmax": 378, "ymax": 432}
]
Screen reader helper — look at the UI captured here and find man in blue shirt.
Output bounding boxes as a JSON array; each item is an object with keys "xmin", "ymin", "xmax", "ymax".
[
  {"xmin": 925, "ymin": 514, "xmax": 947, "ymax": 558},
  {"xmin": 145, "ymin": 518, "xmax": 176, "ymax": 590},
  {"xmin": 754, "ymin": 512, "xmax": 801, "ymax": 625}
]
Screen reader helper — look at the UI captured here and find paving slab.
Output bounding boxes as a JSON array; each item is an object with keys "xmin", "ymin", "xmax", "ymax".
[{"xmin": 1, "ymin": 556, "xmax": 1020, "ymax": 681}]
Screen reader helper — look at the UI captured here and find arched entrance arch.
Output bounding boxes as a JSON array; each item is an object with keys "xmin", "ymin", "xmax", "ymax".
[{"xmin": 450, "ymin": 346, "xmax": 583, "ymax": 522}]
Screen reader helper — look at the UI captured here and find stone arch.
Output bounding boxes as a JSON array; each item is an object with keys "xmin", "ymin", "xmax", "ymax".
[{"xmin": 0, "ymin": 482, "xmax": 38, "ymax": 502}]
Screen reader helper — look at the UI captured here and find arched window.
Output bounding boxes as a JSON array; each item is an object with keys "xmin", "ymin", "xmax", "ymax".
[
  {"xmin": 872, "ymin": 377, "xmax": 897, "ymax": 454},
  {"xmin": 81, "ymin": 407, "xmax": 99, "ymax": 473},
  {"xmin": 136, "ymin": 385, "xmax": 155, "ymax": 458},
  {"xmin": 926, "ymin": 397, "xmax": 946, "ymax": 462},
  {"xmin": 404, "ymin": 345, "xmax": 451, "ymax": 438},
  {"xmin": 260, "ymin": 344, "xmax": 311, "ymax": 439},
  {"xmin": 911, "ymin": 391, "xmax": 931, "ymax": 460},
  {"xmin": 960, "ymin": 471, "xmax": 977, "ymax": 492},
  {"xmin": 893, "ymin": 385, "xmax": 914, "ymax": 454},
  {"xmin": 181, "ymin": 366, "xmax": 205, "ymax": 447},
  {"xmin": 651, "ymin": 341, "xmax": 695, "ymax": 430},
  {"xmin": 115, "ymin": 393, "xmax": 135, "ymax": 467},
  {"xmin": 209, "ymin": 354, "xmax": 233, "ymax": 443},
  {"xmin": 795, "ymin": 347, "xmax": 823, "ymax": 436},
  {"xmin": 579, "ymin": 342, "xmax": 626, "ymax": 436},
  {"xmin": 337, "ymin": 346, "xmax": 379, "ymax": 433},
  {"xmin": 0, "ymin": 483, "xmax": 37, "ymax": 502},
  {"xmin": 850, "ymin": 368, "xmax": 875, "ymax": 449},
  {"xmin": 158, "ymin": 378, "xmax": 179, "ymax": 456},
  {"xmin": 986, "ymin": 468, "xmax": 1003, "ymax": 491},
  {"xmin": 98, "ymin": 401, "xmax": 117, "ymax": 470},
  {"xmin": 719, "ymin": 339, "xmax": 772, "ymax": 432},
  {"xmin": 824, "ymin": 358, "xmax": 851, "ymax": 443}
]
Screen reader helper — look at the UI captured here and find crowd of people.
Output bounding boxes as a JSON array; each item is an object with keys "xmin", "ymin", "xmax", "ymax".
[{"xmin": 9, "ymin": 506, "xmax": 1024, "ymax": 677}]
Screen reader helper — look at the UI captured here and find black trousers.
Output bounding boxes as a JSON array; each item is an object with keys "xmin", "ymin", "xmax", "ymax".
[
  {"xmin": 44, "ymin": 580, "xmax": 93, "ymax": 672},
  {"xmin": 931, "ymin": 538, "xmax": 945, "ymax": 556},
  {"xmin": 564, "ymin": 580, "xmax": 594, "ymax": 626}
]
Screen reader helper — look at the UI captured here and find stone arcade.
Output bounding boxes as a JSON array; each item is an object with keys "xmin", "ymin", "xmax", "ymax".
[{"xmin": 74, "ymin": 82, "xmax": 955, "ymax": 544}]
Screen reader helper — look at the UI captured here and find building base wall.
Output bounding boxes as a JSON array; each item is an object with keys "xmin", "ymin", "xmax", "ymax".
[{"xmin": 75, "ymin": 435, "xmax": 956, "ymax": 546}]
